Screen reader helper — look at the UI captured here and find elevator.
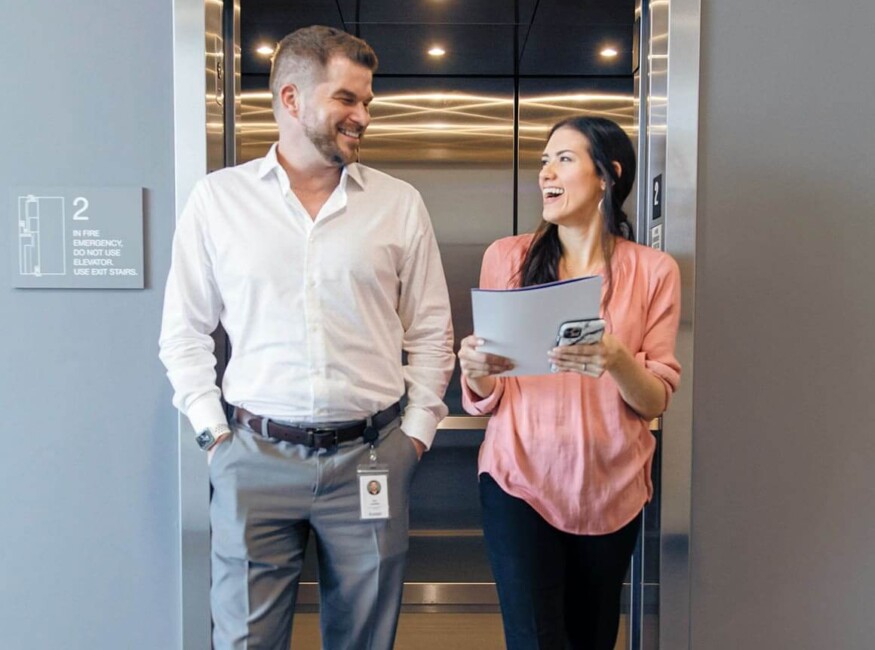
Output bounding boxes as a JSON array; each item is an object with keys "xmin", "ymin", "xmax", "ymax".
[{"xmin": 176, "ymin": 0, "xmax": 699, "ymax": 647}]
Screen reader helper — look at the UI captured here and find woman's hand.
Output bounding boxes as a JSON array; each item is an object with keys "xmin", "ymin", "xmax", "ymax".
[
  {"xmin": 548, "ymin": 333, "xmax": 667, "ymax": 420},
  {"xmin": 459, "ymin": 335, "xmax": 514, "ymax": 378},
  {"xmin": 458, "ymin": 335, "xmax": 514, "ymax": 398},
  {"xmin": 547, "ymin": 332, "xmax": 628, "ymax": 378}
]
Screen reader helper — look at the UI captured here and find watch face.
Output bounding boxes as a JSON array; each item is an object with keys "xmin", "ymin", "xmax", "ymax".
[{"xmin": 196, "ymin": 430, "xmax": 215, "ymax": 450}]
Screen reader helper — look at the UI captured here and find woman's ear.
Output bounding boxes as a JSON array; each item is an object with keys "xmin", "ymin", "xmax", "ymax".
[{"xmin": 612, "ymin": 161, "xmax": 623, "ymax": 179}]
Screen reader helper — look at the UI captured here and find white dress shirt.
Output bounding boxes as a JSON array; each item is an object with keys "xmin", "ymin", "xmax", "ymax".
[{"xmin": 159, "ymin": 144, "xmax": 454, "ymax": 448}]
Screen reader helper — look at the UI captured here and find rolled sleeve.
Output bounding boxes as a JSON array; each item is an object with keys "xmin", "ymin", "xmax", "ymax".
[
  {"xmin": 461, "ymin": 376, "xmax": 506, "ymax": 415},
  {"xmin": 635, "ymin": 351, "xmax": 680, "ymax": 409},
  {"xmin": 634, "ymin": 254, "xmax": 682, "ymax": 409}
]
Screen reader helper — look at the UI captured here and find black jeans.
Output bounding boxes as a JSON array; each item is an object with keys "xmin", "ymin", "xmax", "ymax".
[{"xmin": 480, "ymin": 473, "xmax": 641, "ymax": 650}]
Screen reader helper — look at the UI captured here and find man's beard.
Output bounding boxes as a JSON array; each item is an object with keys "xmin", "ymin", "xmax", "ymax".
[{"xmin": 303, "ymin": 120, "xmax": 359, "ymax": 166}]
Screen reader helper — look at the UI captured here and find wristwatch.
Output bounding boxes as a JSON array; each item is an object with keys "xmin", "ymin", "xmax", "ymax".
[{"xmin": 196, "ymin": 423, "xmax": 232, "ymax": 451}]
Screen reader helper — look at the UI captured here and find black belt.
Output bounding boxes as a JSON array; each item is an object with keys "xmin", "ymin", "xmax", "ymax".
[{"xmin": 233, "ymin": 402, "xmax": 401, "ymax": 449}]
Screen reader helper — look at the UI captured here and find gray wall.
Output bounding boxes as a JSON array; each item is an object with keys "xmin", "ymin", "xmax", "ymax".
[
  {"xmin": 693, "ymin": 0, "xmax": 875, "ymax": 647},
  {"xmin": 0, "ymin": 1, "xmax": 180, "ymax": 648}
]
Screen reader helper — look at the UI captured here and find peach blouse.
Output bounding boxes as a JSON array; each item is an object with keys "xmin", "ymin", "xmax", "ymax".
[{"xmin": 462, "ymin": 235, "xmax": 681, "ymax": 534}]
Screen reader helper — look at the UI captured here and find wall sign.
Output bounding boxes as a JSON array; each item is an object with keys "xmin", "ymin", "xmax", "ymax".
[{"xmin": 12, "ymin": 187, "xmax": 144, "ymax": 289}]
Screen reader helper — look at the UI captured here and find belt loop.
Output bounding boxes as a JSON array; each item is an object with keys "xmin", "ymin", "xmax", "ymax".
[{"xmin": 260, "ymin": 416, "xmax": 271, "ymax": 439}]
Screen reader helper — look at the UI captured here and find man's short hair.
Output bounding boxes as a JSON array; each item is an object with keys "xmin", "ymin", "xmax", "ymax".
[{"xmin": 269, "ymin": 25, "xmax": 378, "ymax": 113}]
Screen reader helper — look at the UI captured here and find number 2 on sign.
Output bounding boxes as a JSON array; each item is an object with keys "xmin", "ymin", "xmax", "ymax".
[{"xmin": 72, "ymin": 196, "xmax": 89, "ymax": 220}]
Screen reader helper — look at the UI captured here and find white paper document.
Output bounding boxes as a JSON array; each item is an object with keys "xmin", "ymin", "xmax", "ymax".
[{"xmin": 471, "ymin": 276, "xmax": 602, "ymax": 376}]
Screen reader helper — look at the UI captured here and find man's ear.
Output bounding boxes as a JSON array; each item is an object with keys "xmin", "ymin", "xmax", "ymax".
[{"xmin": 279, "ymin": 84, "xmax": 300, "ymax": 117}]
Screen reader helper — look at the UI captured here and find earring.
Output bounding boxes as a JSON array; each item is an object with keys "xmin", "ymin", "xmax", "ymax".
[{"xmin": 598, "ymin": 198, "xmax": 605, "ymax": 214}]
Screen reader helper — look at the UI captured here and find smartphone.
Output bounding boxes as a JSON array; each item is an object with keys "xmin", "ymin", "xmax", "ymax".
[{"xmin": 555, "ymin": 318, "xmax": 605, "ymax": 347}]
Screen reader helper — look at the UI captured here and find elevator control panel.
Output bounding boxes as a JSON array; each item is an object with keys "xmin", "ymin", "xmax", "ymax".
[
  {"xmin": 652, "ymin": 174, "xmax": 663, "ymax": 220},
  {"xmin": 650, "ymin": 174, "xmax": 664, "ymax": 250},
  {"xmin": 650, "ymin": 223, "xmax": 664, "ymax": 251}
]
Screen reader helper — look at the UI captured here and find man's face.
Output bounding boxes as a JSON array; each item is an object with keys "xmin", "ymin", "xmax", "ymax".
[{"xmin": 299, "ymin": 56, "xmax": 374, "ymax": 166}]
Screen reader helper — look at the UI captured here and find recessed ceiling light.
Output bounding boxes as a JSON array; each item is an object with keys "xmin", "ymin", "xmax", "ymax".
[
  {"xmin": 428, "ymin": 46, "xmax": 446, "ymax": 57},
  {"xmin": 600, "ymin": 47, "xmax": 618, "ymax": 58},
  {"xmin": 256, "ymin": 44, "xmax": 275, "ymax": 56}
]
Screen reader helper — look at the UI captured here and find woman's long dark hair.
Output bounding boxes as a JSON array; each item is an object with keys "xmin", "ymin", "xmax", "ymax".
[{"xmin": 517, "ymin": 117, "xmax": 636, "ymax": 313}]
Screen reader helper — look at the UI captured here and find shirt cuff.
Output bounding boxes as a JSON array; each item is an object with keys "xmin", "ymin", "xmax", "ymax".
[
  {"xmin": 185, "ymin": 394, "xmax": 229, "ymax": 434},
  {"xmin": 634, "ymin": 351, "xmax": 680, "ymax": 411},
  {"xmin": 400, "ymin": 407, "xmax": 441, "ymax": 451},
  {"xmin": 461, "ymin": 376, "xmax": 504, "ymax": 415}
]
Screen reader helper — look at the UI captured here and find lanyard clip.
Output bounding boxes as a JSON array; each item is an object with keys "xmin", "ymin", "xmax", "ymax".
[
  {"xmin": 363, "ymin": 415, "xmax": 379, "ymax": 465},
  {"xmin": 362, "ymin": 415, "xmax": 379, "ymax": 446}
]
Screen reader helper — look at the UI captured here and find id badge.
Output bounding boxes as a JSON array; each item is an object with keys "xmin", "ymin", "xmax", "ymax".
[{"xmin": 358, "ymin": 465, "xmax": 390, "ymax": 520}]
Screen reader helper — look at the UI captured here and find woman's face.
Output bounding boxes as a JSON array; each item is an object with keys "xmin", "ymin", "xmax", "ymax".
[{"xmin": 538, "ymin": 127, "xmax": 605, "ymax": 227}]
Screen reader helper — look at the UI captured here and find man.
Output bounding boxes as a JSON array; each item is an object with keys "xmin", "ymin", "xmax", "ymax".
[{"xmin": 159, "ymin": 25, "xmax": 454, "ymax": 649}]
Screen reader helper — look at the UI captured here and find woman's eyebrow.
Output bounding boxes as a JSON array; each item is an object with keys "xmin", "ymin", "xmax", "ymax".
[{"xmin": 543, "ymin": 149, "xmax": 575, "ymax": 157}]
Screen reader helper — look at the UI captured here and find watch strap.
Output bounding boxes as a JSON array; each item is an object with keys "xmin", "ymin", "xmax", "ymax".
[{"xmin": 196, "ymin": 423, "xmax": 232, "ymax": 450}]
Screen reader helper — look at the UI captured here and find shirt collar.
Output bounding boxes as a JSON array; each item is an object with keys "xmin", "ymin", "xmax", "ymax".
[
  {"xmin": 345, "ymin": 162, "xmax": 365, "ymax": 189},
  {"xmin": 258, "ymin": 143, "xmax": 365, "ymax": 191},
  {"xmin": 257, "ymin": 143, "xmax": 281, "ymax": 179}
]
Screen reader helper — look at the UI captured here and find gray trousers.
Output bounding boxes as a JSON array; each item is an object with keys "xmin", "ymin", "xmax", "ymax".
[{"xmin": 208, "ymin": 416, "xmax": 419, "ymax": 650}]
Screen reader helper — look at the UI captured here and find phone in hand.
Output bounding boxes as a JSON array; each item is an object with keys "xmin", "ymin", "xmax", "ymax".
[
  {"xmin": 555, "ymin": 318, "xmax": 605, "ymax": 347},
  {"xmin": 552, "ymin": 318, "xmax": 605, "ymax": 376}
]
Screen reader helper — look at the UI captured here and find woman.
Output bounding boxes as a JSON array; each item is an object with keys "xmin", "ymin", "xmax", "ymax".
[{"xmin": 459, "ymin": 116, "xmax": 681, "ymax": 650}]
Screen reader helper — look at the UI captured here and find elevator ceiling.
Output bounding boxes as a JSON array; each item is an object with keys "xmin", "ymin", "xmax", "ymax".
[{"xmin": 240, "ymin": 0, "xmax": 636, "ymax": 82}]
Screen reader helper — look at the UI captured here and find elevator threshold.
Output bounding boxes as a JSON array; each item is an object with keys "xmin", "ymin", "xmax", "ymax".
[
  {"xmin": 296, "ymin": 581, "xmax": 499, "ymax": 607},
  {"xmin": 290, "ymin": 611, "xmax": 506, "ymax": 649},
  {"xmin": 296, "ymin": 580, "xmax": 646, "ymax": 610},
  {"xmin": 289, "ymin": 612, "xmax": 633, "ymax": 649}
]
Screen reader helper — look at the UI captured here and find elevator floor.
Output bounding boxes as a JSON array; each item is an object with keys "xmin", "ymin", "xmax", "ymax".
[{"xmin": 288, "ymin": 612, "xmax": 631, "ymax": 649}]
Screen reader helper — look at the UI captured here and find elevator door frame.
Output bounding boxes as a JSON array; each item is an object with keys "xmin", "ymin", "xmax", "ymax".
[{"xmin": 170, "ymin": 1, "xmax": 700, "ymax": 647}]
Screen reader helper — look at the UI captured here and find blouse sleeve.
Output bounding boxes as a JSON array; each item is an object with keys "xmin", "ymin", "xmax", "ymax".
[
  {"xmin": 460, "ymin": 239, "xmax": 512, "ymax": 414},
  {"xmin": 634, "ymin": 254, "xmax": 682, "ymax": 408}
]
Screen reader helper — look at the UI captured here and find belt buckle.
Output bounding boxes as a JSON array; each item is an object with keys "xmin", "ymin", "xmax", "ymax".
[{"xmin": 306, "ymin": 427, "xmax": 338, "ymax": 448}]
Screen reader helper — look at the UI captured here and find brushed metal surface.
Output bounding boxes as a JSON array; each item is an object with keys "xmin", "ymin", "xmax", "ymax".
[
  {"xmin": 236, "ymin": 89, "xmax": 636, "ymax": 166},
  {"xmin": 660, "ymin": 0, "xmax": 701, "ymax": 648},
  {"xmin": 437, "ymin": 416, "xmax": 490, "ymax": 430},
  {"xmin": 205, "ymin": 0, "xmax": 224, "ymax": 172},
  {"xmin": 173, "ymin": 0, "xmax": 218, "ymax": 647}
]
